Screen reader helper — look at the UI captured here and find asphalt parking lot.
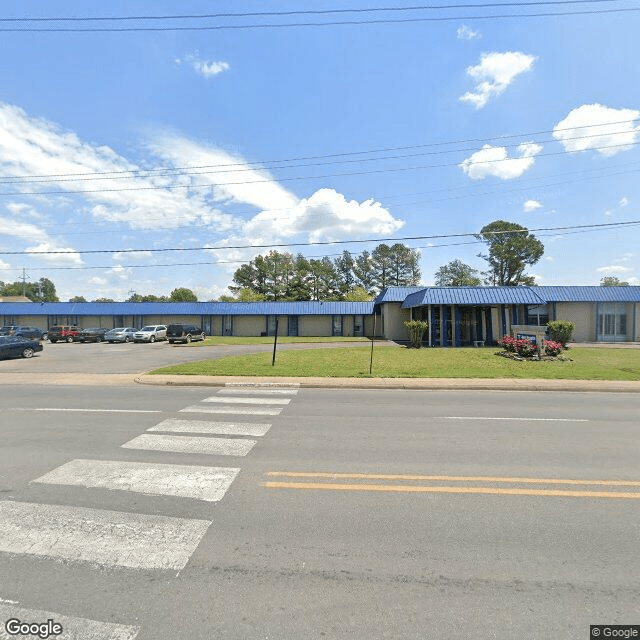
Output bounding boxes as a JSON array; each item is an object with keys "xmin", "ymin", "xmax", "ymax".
[{"xmin": 0, "ymin": 339, "xmax": 375, "ymax": 375}]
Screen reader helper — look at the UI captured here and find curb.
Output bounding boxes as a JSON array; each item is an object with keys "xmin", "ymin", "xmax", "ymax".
[{"xmin": 135, "ymin": 374, "xmax": 640, "ymax": 393}]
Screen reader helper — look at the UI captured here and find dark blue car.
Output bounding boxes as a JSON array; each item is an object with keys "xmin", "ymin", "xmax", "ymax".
[{"xmin": 0, "ymin": 336, "xmax": 44, "ymax": 359}]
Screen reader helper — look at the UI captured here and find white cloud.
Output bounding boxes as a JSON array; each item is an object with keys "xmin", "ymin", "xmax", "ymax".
[
  {"xmin": 24, "ymin": 241, "xmax": 82, "ymax": 265},
  {"xmin": 177, "ymin": 53, "xmax": 230, "ymax": 78},
  {"xmin": 553, "ymin": 104, "xmax": 640, "ymax": 156},
  {"xmin": 88, "ymin": 276, "xmax": 108, "ymax": 286},
  {"xmin": 604, "ymin": 210, "xmax": 612, "ymax": 216},
  {"xmin": 457, "ymin": 25, "xmax": 480, "ymax": 40},
  {"xmin": 596, "ymin": 265, "xmax": 632, "ymax": 273},
  {"xmin": 460, "ymin": 142, "xmax": 542, "ymax": 180},
  {"xmin": 619, "ymin": 196, "xmax": 629, "ymax": 207},
  {"xmin": 459, "ymin": 51, "xmax": 536, "ymax": 109},
  {"xmin": 524, "ymin": 199, "xmax": 543, "ymax": 212}
]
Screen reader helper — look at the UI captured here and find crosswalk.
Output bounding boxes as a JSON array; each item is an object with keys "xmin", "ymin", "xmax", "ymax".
[{"xmin": 1, "ymin": 382, "xmax": 300, "ymax": 639}]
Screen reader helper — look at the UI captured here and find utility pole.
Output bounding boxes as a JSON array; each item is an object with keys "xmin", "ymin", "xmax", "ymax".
[{"xmin": 21, "ymin": 268, "xmax": 29, "ymax": 297}]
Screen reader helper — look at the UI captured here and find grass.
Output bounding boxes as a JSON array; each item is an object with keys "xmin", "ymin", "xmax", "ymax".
[
  {"xmin": 150, "ymin": 346, "xmax": 640, "ymax": 380},
  {"xmin": 191, "ymin": 336, "xmax": 370, "ymax": 346}
]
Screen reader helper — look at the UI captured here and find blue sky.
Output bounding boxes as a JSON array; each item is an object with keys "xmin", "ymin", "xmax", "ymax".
[{"xmin": 0, "ymin": 1, "xmax": 638, "ymax": 300}]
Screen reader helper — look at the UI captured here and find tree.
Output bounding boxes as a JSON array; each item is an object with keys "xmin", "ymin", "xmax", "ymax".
[
  {"xmin": 353, "ymin": 250, "xmax": 376, "ymax": 293},
  {"xmin": 219, "ymin": 288, "xmax": 266, "ymax": 302},
  {"xmin": 600, "ymin": 276, "xmax": 630, "ymax": 287},
  {"xmin": 476, "ymin": 220, "xmax": 544, "ymax": 286},
  {"xmin": 169, "ymin": 287, "xmax": 198, "ymax": 302},
  {"xmin": 334, "ymin": 250, "xmax": 356, "ymax": 296},
  {"xmin": 434, "ymin": 260, "xmax": 482, "ymax": 287},
  {"xmin": 0, "ymin": 276, "xmax": 58, "ymax": 302},
  {"xmin": 68, "ymin": 296, "xmax": 87, "ymax": 303},
  {"xmin": 343, "ymin": 286, "xmax": 373, "ymax": 301},
  {"xmin": 93, "ymin": 297, "xmax": 115, "ymax": 303},
  {"xmin": 370, "ymin": 243, "xmax": 421, "ymax": 290}
]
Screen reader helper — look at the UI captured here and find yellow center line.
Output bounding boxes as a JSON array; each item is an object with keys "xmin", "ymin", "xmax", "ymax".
[
  {"xmin": 262, "ymin": 481, "xmax": 640, "ymax": 499},
  {"xmin": 265, "ymin": 471, "xmax": 640, "ymax": 488}
]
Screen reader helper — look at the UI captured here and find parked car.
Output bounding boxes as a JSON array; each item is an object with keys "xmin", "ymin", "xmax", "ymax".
[
  {"xmin": 78, "ymin": 327, "xmax": 108, "ymax": 343},
  {"xmin": 105, "ymin": 327, "xmax": 138, "ymax": 343},
  {"xmin": 0, "ymin": 335, "xmax": 44, "ymax": 359},
  {"xmin": 133, "ymin": 325, "xmax": 167, "ymax": 343},
  {"xmin": 48, "ymin": 325, "xmax": 80, "ymax": 343},
  {"xmin": 166, "ymin": 323, "xmax": 206, "ymax": 344},
  {"xmin": 14, "ymin": 326, "xmax": 47, "ymax": 340},
  {"xmin": 0, "ymin": 326, "xmax": 17, "ymax": 336}
]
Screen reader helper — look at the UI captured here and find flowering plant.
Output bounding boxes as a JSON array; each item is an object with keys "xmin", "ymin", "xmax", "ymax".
[
  {"xmin": 515, "ymin": 338, "xmax": 538, "ymax": 357},
  {"xmin": 543, "ymin": 340, "xmax": 563, "ymax": 356},
  {"xmin": 498, "ymin": 335, "xmax": 517, "ymax": 352}
]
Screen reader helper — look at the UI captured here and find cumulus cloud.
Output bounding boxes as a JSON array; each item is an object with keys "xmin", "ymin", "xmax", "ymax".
[
  {"xmin": 553, "ymin": 104, "xmax": 640, "ymax": 156},
  {"xmin": 524, "ymin": 199, "xmax": 543, "ymax": 212},
  {"xmin": 457, "ymin": 25, "xmax": 480, "ymax": 40},
  {"xmin": 596, "ymin": 265, "xmax": 632, "ymax": 273},
  {"xmin": 460, "ymin": 142, "xmax": 542, "ymax": 180},
  {"xmin": 619, "ymin": 196, "xmax": 629, "ymax": 207},
  {"xmin": 24, "ymin": 241, "xmax": 82, "ymax": 265},
  {"xmin": 459, "ymin": 51, "xmax": 536, "ymax": 109},
  {"xmin": 176, "ymin": 53, "xmax": 230, "ymax": 78}
]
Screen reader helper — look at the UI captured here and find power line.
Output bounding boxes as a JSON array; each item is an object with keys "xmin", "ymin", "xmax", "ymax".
[
  {"xmin": 1, "ymin": 139, "xmax": 638, "ymax": 198},
  {"xmin": 0, "ymin": 1, "xmax": 623, "ymax": 22},
  {"xmin": 2, "ymin": 219, "xmax": 638, "ymax": 256},
  {"xmin": 1, "ymin": 5, "xmax": 637, "ymax": 31},
  {"xmin": 1, "ymin": 127, "xmax": 637, "ymax": 187}
]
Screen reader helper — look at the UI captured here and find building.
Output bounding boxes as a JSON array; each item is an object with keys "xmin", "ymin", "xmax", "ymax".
[{"xmin": 1, "ymin": 286, "xmax": 638, "ymax": 343}]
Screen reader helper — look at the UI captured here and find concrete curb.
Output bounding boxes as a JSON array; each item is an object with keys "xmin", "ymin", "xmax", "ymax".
[{"xmin": 135, "ymin": 374, "xmax": 640, "ymax": 393}]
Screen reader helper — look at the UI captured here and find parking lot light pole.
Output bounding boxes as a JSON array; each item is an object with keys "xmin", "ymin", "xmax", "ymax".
[{"xmin": 272, "ymin": 318, "xmax": 279, "ymax": 366}]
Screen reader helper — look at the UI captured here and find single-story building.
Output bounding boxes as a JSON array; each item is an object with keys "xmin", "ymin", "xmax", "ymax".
[{"xmin": 1, "ymin": 286, "xmax": 638, "ymax": 343}]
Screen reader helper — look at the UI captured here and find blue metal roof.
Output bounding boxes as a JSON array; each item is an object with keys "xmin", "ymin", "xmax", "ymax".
[
  {"xmin": 373, "ymin": 287, "xmax": 423, "ymax": 304},
  {"xmin": 0, "ymin": 301, "xmax": 374, "ymax": 316},
  {"xmin": 535, "ymin": 286, "xmax": 640, "ymax": 302},
  {"xmin": 401, "ymin": 287, "xmax": 547, "ymax": 307}
]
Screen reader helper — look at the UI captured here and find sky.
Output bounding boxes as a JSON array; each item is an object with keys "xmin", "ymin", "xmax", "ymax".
[{"xmin": 0, "ymin": 0, "xmax": 639, "ymax": 301}]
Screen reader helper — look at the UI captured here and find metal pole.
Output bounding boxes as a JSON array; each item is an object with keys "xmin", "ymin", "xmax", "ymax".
[
  {"xmin": 272, "ymin": 318, "xmax": 279, "ymax": 366},
  {"xmin": 369, "ymin": 314, "xmax": 376, "ymax": 375}
]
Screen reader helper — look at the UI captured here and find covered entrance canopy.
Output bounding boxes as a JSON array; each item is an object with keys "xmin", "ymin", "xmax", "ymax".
[{"xmin": 401, "ymin": 287, "xmax": 547, "ymax": 346}]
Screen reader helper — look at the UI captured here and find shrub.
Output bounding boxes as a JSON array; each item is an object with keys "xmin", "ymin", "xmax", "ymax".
[
  {"xmin": 543, "ymin": 340, "xmax": 563, "ymax": 356},
  {"xmin": 547, "ymin": 320, "xmax": 575, "ymax": 347},
  {"xmin": 515, "ymin": 338, "xmax": 538, "ymax": 358},
  {"xmin": 404, "ymin": 320, "xmax": 429, "ymax": 348},
  {"xmin": 498, "ymin": 335, "xmax": 517, "ymax": 352}
]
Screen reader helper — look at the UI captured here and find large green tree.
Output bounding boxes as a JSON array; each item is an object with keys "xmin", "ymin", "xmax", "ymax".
[
  {"xmin": 476, "ymin": 220, "xmax": 544, "ymax": 286},
  {"xmin": 169, "ymin": 287, "xmax": 198, "ymax": 302},
  {"xmin": 0, "ymin": 277, "xmax": 58, "ymax": 302},
  {"xmin": 434, "ymin": 260, "xmax": 482, "ymax": 287}
]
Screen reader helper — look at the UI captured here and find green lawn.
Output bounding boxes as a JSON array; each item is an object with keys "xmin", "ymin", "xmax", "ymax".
[
  {"xmin": 151, "ymin": 346, "xmax": 640, "ymax": 380},
  {"xmin": 191, "ymin": 336, "xmax": 370, "ymax": 346}
]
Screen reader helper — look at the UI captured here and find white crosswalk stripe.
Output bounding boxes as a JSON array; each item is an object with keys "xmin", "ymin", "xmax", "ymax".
[
  {"xmin": 148, "ymin": 418, "xmax": 271, "ymax": 437},
  {"xmin": 32, "ymin": 460, "xmax": 240, "ymax": 503},
  {"xmin": 0, "ymin": 501, "xmax": 211, "ymax": 571},
  {"xmin": 122, "ymin": 434, "xmax": 256, "ymax": 456},
  {"xmin": 218, "ymin": 388, "xmax": 298, "ymax": 396},
  {"xmin": 0, "ymin": 603, "xmax": 140, "ymax": 640},
  {"xmin": 202, "ymin": 396, "xmax": 290, "ymax": 405},
  {"xmin": 180, "ymin": 405, "xmax": 282, "ymax": 415}
]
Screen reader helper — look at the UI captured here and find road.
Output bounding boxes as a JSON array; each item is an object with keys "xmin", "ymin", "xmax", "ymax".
[{"xmin": 1, "ymin": 384, "xmax": 639, "ymax": 639}]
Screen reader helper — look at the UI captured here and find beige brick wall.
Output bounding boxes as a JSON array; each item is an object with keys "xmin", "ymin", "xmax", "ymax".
[
  {"xmin": 382, "ymin": 303, "xmax": 411, "ymax": 341},
  {"xmin": 233, "ymin": 316, "xmax": 266, "ymax": 336},
  {"xmin": 299, "ymin": 316, "xmax": 332, "ymax": 337}
]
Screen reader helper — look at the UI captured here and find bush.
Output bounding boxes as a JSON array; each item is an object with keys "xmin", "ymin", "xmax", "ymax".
[
  {"xmin": 404, "ymin": 320, "xmax": 429, "ymax": 348},
  {"xmin": 498, "ymin": 335, "xmax": 517, "ymax": 352},
  {"xmin": 515, "ymin": 338, "xmax": 538, "ymax": 357},
  {"xmin": 543, "ymin": 340, "xmax": 563, "ymax": 356},
  {"xmin": 547, "ymin": 320, "xmax": 576, "ymax": 347}
]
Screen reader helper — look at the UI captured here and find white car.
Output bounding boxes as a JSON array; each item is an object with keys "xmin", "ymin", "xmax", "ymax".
[
  {"xmin": 105, "ymin": 327, "xmax": 138, "ymax": 343},
  {"xmin": 133, "ymin": 325, "xmax": 167, "ymax": 343}
]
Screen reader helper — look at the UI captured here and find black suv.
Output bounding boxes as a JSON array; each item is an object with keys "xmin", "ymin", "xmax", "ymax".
[{"xmin": 166, "ymin": 324, "xmax": 206, "ymax": 344}]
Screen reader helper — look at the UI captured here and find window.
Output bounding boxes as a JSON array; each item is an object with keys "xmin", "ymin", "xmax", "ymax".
[
  {"xmin": 526, "ymin": 305, "xmax": 549, "ymax": 326},
  {"xmin": 287, "ymin": 316, "xmax": 298, "ymax": 337},
  {"xmin": 332, "ymin": 315, "xmax": 343, "ymax": 337},
  {"xmin": 598, "ymin": 303, "xmax": 627, "ymax": 339},
  {"xmin": 353, "ymin": 315, "xmax": 364, "ymax": 337},
  {"xmin": 267, "ymin": 315, "xmax": 278, "ymax": 336}
]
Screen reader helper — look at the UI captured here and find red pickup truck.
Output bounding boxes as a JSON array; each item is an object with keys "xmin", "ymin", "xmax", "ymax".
[{"xmin": 48, "ymin": 325, "xmax": 80, "ymax": 343}]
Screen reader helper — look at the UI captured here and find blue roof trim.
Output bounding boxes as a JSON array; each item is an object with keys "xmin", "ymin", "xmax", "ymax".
[
  {"xmin": 401, "ymin": 287, "xmax": 547, "ymax": 306},
  {"xmin": 0, "ymin": 301, "xmax": 374, "ymax": 316},
  {"xmin": 373, "ymin": 287, "xmax": 423, "ymax": 304},
  {"xmin": 535, "ymin": 286, "xmax": 640, "ymax": 302}
]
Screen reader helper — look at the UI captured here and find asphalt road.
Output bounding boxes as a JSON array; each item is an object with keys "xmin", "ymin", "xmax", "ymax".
[{"xmin": 1, "ymin": 384, "xmax": 639, "ymax": 639}]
